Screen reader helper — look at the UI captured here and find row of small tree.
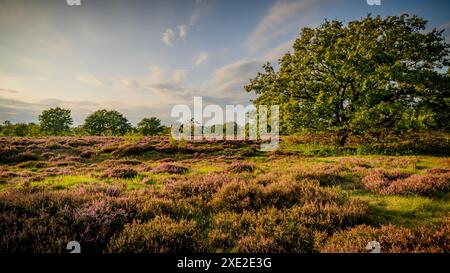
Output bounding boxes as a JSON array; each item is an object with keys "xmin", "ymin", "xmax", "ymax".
[{"xmin": 0, "ymin": 108, "xmax": 166, "ymax": 136}]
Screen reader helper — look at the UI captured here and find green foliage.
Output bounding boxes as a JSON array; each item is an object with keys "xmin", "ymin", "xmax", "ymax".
[
  {"xmin": 0, "ymin": 121, "xmax": 41, "ymax": 136},
  {"xmin": 71, "ymin": 125, "xmax": 89, "ymax": 136},
  {"xmin": 245, "ymin": 14, "xmax": 450, "ymax": 145},
  {"xmin": 137, "ymin": 117, "xmax": 164, "ymax": 136},
  {"xmin": 38, "ymin": 107, "xmax": 73, "ymax": 136},
  {"xmin": 83, "ymin": 109, "xmax": 132, "ymax": 136}
]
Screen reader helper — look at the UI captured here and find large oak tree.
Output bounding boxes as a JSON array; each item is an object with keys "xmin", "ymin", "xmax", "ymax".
[{"xmin": 245, "ymin": 14, "xmax": 450, "ymax": 145}]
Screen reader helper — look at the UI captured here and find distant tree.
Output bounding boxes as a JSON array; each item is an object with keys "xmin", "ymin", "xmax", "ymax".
[
  {"xmin": 83, "ymin": 109, "xmax": 108, "ymax": 135},
  {"xmin": 27, "ymin": 123, "xmax": 41, "ymax": 136},
  {"xmin": 137, "ymin": 117, "xmax": 164, "ymax": 135},
  {"xmin": 83, "ymin": 109, "xmax": 131, "ymax": 136},
  {"xmin": 39, "ymin": 107, "xmax": 73, "ymax": 135},
  {"xmin": 0, "ymin": 121, "xmax": 41, "ymax": 136},
  {"xmin": 12, "ymin": 123, "xmax": 29, "ymax": 137},
  {"xmin": 104, "ymin": 110, "xmax": 132, "ymax": 136},
  {"xmin": 0, "ymin": 121, "xmax": 12, "ymax": 136},
  {"xmin": 72, "ymin": 125, "xmax": 88, "ymax": 136},
  {"xmin": 245, "ymin": 14, "xmax": 450, "ymax": 145}
]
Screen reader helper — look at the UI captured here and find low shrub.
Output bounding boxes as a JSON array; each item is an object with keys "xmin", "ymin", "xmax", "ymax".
[
  {"xmin": 362, "ymin": 169, "xmax": 449, "ymax": 196},
  {"xmin": 9, "ymin": 152, "xmax": 38, "ymax": 163},
  {"xmin": 106, "ymin": 216, "xmax": 203, "ymax": 253},
  {"xmin": 321, "ymin": 220, "xmax": 450, "ymax": 253},
  {"xmin": 210, "ymin": 179, "xmax": 366, "ymax": 214},
  {"xmin": 80, "ymin": 150, "xmax": 94, "ymax": 158},
  {"xmin": 164, "ymin": 173, "xmax": 232, "ymax": 200},
  {"xmin": 294, "ymin": 164, "xmax": 351, "ymax": 187},
  {"xmin": 74, "ymin": 200, "xmax": 128, "ymax": 252},
  {"xmin": 135, "ymin": 198, "xmax": 179, "ymax": 221},
  {"xmin": 16, "ymin": 161, "xmax": 47, "ymax": 169},
  {"xmin": 102, "ymin": 159, "xmax": 144, "ymax": 166},
  {"xmin": 0, "ymin": 210, "xmax": 74, "ymax": 253},
  {"xmin": 152, "ymin": 163, "xmax": 188, "ymax": 174},
  {"xmin": 112, "ymin": 143, "xmax": 154, "ymax": 157},
  {"xmin": 101, "ymin": 167, "xmax": 138, "ymax": 179},
  {"xmin": 387, "ymin": 174, "xmax": 449, "ymax": 196},
  {"xmin": 208, "ymin": 208, "xmax": 315, "ymax": 253},
  {"xmin": 0, "ymin": 188, "xmax": 136, "ymax": 253},
  {"xmin": 0, "ymin": 147, "xmax": 19, "ymax": 162},
  {"xmin": 226, "ymin": 162, "xmax": 255, "ymax": 173},
  {"xmin": 0, "ymin": 191, "xmax": 88, "ymax": 253}
]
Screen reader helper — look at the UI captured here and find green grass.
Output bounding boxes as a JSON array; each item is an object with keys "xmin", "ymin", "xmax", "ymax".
[
  {"xmin": 0, "ymin": 181, "xmax": 8, "ymax": 192},
  {"xmin": 28, "ymin": 175, "xmax": 96, "ymax": 190},
  {"xmin": 195, "ymin": 165, "xmax": 224, "ymax": 174},
  {"xmin": 351, "ymin": 190, "xmax": 450, "ymax": 227},
  {"xmin": 290, "ymin": 143, "xmax": 338, "ymax": 156}
]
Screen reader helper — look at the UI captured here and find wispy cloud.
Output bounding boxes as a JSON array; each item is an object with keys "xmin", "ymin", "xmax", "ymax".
[
  {"xmin": 178, "ymin": 25, "xmax": 188, "ymax": 39},
  {"xmin": 438, "ymin": 20, "xmax": 450, "ymax": 30},
  {"xmin": 0, "ymin": 88, "xmax": 19, "ymax": 94},
  {"xmin": 207, "ymin": 38, "xmax": 297, "ymax": 104},
  {"xmin": 262, "ymin": 39, "xmax": 294, "ymax": 63},
  {"xmin": 245, "ymin": 0, "xmax": 327, "ymax": 53},
  {"xmin": 161, "ymin": 1, "xmax": 202, "ymax": 46},
  {"xmin": 209, "ymin": 59, "xmax": 261, "ymax": 104},
  {"xmin": 173, "ymin": 69, "xmax": 187, "ymax": 83},
  {"xmin": 189, "ymin": 13, "xmax": 199, "ymax": 26},
  {"xmin": 195, "ymin": 51, "xmax": 209, "ymax": 65},
  {"xmin": 161, "ymin": 28, "xmax": 175, "ymax": 45},
  {"xmin": 437, "ymin": 20, "xmax": 450, "ymax": 42},
  {"xmin": 113, "ymin": 66, "xmax": 193, "ymax": 104},
  {"xmin": 77, "ymin": 75, "xmax": 104, "ymax": 86}
]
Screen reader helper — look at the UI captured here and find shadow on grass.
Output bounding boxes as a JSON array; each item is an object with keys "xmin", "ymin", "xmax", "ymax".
[{"xmin": 350, "ymin": 190, "xmax": 450, "ymax": 227}]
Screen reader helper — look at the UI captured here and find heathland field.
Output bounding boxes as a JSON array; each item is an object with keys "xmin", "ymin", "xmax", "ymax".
[{"xmin": 1, "ymin": 135, "xmax": 449, "ymax": 253}]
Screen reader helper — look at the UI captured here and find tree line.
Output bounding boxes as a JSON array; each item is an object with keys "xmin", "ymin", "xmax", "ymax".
[{"xmin": 0, "ymin": 108, "xmax": 166, "ymax": 137}]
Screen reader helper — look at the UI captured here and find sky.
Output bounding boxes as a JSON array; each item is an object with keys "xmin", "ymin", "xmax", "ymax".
[{"xmin": 1, "ymin": 0, "xmax": 450, "ymax": 126}]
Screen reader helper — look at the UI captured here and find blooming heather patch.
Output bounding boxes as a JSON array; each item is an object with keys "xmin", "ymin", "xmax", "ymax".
[
  {"xmin": 362, "ymin": 169, "xmax": 449, "ymax": 196},
  {"xmin": 112, "ymin": 143, "xmax": 154, "ymax": 157},
  {"xmin": 226, "ymin": 162, "xmax": 255, "ymax": 173},
  {"xmin": 163, "ymin": 173, "xmax": 233, "ymax": 200},
  {"xmin": 80, "ymin": 150, "xmax": 94, "ymax": 158},
  {"xmin": 427, "ymin": 168, "xmax": 449, "ymax": 175},
  {"xmin": 321, "ymin": 220, "xmax": 450, "ymax": 253},
  {"xmin": 75, "ymin": 200, "xmax": 128, "ymax": 251},
  {"xmin": 210, "ymin": 179, "xmax": 368, "ymax": 216},
  {"xmin": 151, "ymin": 163, "xmax": 188, "ymax": 174},
  {"xmin": 294, "ymin": 164, "xmax": 351, "ymax": 187},
  {"xmin": 387, "ymin": 174, "xmax": 450, "ymax": 196},
  {"xmin": 101, "ymin": 167, "xmax": 138, "ymax": 179},
  {"xmin": 208, "ymin": 208, "xmax": 314, "ymax": 253},
  {"xmin": 100, "ymin": 159, "xmax": 144, "ymax": 168},
  {"xmin": 106, "ymin": 216, "xmax": 203, "ymax": 253}
]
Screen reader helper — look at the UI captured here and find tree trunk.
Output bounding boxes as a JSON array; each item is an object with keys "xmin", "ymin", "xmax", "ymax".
[{"xmin": 336, "ymin": 130, "xmax": 348, "ymax": 147}]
